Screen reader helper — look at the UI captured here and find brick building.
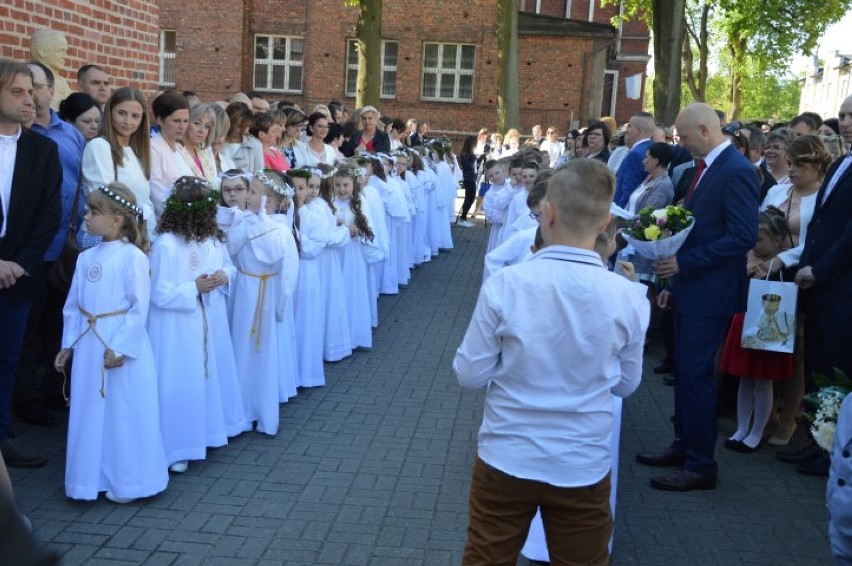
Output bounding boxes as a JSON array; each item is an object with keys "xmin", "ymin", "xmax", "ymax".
[
  {"xmin": 0, "ymin": 1, "xmax": 649, "ymax": 134},
  {"xmin": 159, "ymin": 0, "xmax": 650, "ymax": 133},
  {"xmin": 0, "ymin": 0, "xmax": 159, "ymax": 92}
]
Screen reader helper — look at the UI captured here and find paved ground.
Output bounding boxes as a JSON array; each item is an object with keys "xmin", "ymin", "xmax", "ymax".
[{"xmin": 9, "ymin": 218, "xmax": 831, "ymax": 565}]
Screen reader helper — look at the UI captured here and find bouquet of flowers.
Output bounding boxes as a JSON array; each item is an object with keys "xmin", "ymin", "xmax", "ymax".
[
  {"xmin": 804, "ymin": 369, "xmax": 852, "ymax": 451},
  {"xmin": 621, "ymin": 205, "xmax": 695, "ymax": 259}
]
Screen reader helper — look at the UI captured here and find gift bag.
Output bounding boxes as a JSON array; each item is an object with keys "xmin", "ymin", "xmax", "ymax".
[{"xmin": 740, "ymin": 263, "xmax": 797, "ymax": 354}]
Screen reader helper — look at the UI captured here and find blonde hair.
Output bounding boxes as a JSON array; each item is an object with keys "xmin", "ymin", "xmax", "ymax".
[
  {"xmin": 85, "ymin": 183, "xmax": 150, "ymax": 252},
  {"xmin": 547, "ymin": 159, "xmax": 614, "ymax": 236},
  {"xmin": 189, "ymin": 103, "xmax": 218, "ymax": 146}
]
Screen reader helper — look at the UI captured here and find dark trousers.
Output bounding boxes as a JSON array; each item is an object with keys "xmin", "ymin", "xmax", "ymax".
[
  {"xmin": 463, "ymin": 457, "xmax": 611, "ymax": 566},
  {"xmin": 0, "ymin": 295, "xmax": 33, "ymax": 443},
  {"xmin": 671, "ymin": 313, "xmax": 730, "ymax": 477},
  {"xmin": 460, "ymin": 180, "xmax": 476, "ymax": 220},
  {"xmin": 804, "ymin": 292, "xmax": 852, "ymax": 393}
]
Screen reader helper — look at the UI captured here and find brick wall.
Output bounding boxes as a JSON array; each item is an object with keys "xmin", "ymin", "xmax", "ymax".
[{"xmin": 0, "ymin": 0, "xmax": 159, "ymax": 92}]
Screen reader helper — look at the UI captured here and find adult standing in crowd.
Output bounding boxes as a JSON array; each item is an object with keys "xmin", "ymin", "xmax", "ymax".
[
  {"xmin": 639, "ymin": 103, "xmax": 759, "ymax": 491},
  {"xmin": 583, "ymin": 121, "xmax": 611, "ymax": 164},
  {"xmin": 614, "ymin": 112, "xmax": 655, "ymax": 207},
  {"xmin": 11, "ymin": 61, "xmax": 85, "ymax": 431},
  {"xmin": 222, "ymin": 102, "xmax": 263, "ymax": 173},
  {"xmin": 293, "ymin": 112, "xmax": 336, "ymax": 166},
  {"xmin": 407, "ymin": 119, "xmax": 421, "ymax": 146},
  {"xmin": 149, "ymin": 89, "xmax": 193, "ymax": 220},
  {"xmin": 795, "ymin": 94, "xmax": 852, "ymax": 424},
  {"xmin": 57, "ymin": 92, "xmax": 100, "ymax": 141},
  {"xmin": 76, "ymin": 64, "xmax": 110, "ymax": 110},
  {"xmin": 0, "ymin": 60, "xmax": 62, "ymax": 468},
  {"xmin": 456, "ymin": 135, "xmax": 477, "ymax": 228},
  {"xmin": 341, "ymin": 105, "xmax": 390, "ymax": 157}
]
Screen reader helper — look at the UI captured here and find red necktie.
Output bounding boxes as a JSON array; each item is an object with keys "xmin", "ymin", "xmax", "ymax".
[{"xmin": 686, "ymin": 158, "xmax": 707, "ymax": 203}]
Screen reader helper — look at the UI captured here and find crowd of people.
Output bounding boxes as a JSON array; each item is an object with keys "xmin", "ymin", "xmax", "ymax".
[
  {"xmin": 455, "ymin": 101, "xmax": 852, "ymax": 564},
  {"xmin": 0, "ymin": 58, "xmax": 470, "ymax": 520},
  {"xmin": 1, "ymin": 47, "xmax": 851, "ymax": 563}
]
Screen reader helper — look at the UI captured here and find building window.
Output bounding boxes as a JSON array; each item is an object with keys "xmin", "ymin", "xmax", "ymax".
[
  {"xmin": 253, "ymin": 35, "xmax": 304, "ymax": 93},
  {"xmin": 158, "ymin": 30, "xmax": 176, "ymax": 88},
  {"xmin": 345, "ymin": 39, "xmax": 399, "ymax": 99},
  {"xmin": 421, "ymin": 43, "xmax": 475, "ymax": 103}
]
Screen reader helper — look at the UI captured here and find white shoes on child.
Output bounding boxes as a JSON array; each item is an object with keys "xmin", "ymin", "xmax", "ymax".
[
  {"xmin": 105, "ymin": 491, "xmax": 136, "ymax": 504},
  {"xmin": 169, "ymin": 460, "xmax": 189, "ymax": 473}
]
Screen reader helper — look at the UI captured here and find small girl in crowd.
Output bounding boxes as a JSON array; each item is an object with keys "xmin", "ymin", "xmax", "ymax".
[
  {"xmin": 721, "ymin": 208, "xmax": 794, "ymax": 452},
  {"xmin": 290, "ymin": 168, "xmax": 328, "ymax": 387},
  {"xmin": 55, "ymin": 183, "xmax": 168, "ymax": 504},
  {"xmin": 228, "ymin": 170, "xmax": 299, "ymax": 434},
  {"xmin": 220, "ymin": 168, "xmax": 250, "ymax": 210},
  {"xmin": 148, "ymin": 177, "xmax": 236, "ymax": 473},
  {"xmin": 384, "ymin": 153, "xmax": 414, "ymax": 284},
  {"xmin": 332, "ymin": 165, "xmax": 383, "ymax": 348},
  {"xmin": 311, "ymin": 165, "xmax": 353, "ymax": 362}
]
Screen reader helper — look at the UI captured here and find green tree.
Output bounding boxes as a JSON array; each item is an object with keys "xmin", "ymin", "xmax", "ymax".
[
  {"xmin": 496, "ymin": 0, "xmax": 519, "ymax": 133},
  {"xmin": 345, "ymin": 0, "xmax": 382, "ymax": 108}
]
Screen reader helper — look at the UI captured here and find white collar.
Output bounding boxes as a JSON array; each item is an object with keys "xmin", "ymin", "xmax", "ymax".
[{"xmin": 702, "ymin": 139, "xmax": 731, "ymax": 168}]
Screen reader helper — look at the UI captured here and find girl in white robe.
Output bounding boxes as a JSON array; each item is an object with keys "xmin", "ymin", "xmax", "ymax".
[
  {"xmin": 331, "ymin": 165, "xmax": 384, "ymax": 349},
  {"xmin": 406, "ymin": 151, "xmax": 432, "ymax": 264},
  {"xmin": 290, "ymin": 169, "xmax": 327, "ymax": 388},
  {"xmin": 419, "ymin": 153, "xmax": 443, "ymax": 256},
  {"xmin": 356, "ymin": 167, "xmax": 388, "ymax": 328},
  {"xmin": 228, "ymin": 171, "xmax": 299, "ymax": 435},
  {"xmin": 56, "ymin": 183, "xmax": 168, "ymax": 504},
  {"xmin": 384, "ymin": 155, "xmax": 413, "ymax": 284},
  {"xmin": 148, "ymin": 177, "xmax": 235, "ymax": 472},
  {"xmin": 432, "ymin": 150, "xmax": 456, "ymax": 250},
  {"xmin": 311, "ymin": 166, "xmax": 353, "ymax": 362}
]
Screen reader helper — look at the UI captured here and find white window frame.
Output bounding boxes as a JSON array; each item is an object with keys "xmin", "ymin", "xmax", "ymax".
[
  {"xmin": 158, "ymin": 30, "xmax": 176, "ymax": 88},
  {"xmin": 253, "ymin": 34, "xmax": 304, "ymax": 94},
  {"xmin": 420, "ymin": 43, "xmax": 476, "ymax": 103},
  {"xmin": 344, "ymin": 39, "xmax": 399, "ymax": 99},
  {"xmin": 603, "ymin": 70, "xmax": 618, "ymax": 117}
]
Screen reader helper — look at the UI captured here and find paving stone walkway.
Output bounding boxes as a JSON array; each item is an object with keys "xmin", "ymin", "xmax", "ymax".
[{"xmin": 9, "ymin": 219, "xmax": 831, "ymax": 565}]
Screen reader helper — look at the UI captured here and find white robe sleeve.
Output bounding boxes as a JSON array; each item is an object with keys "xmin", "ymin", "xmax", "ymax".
[
  {"xmin": 297, "ymin": 207, "xmax": 327, "ymax": 259},
  {"xmin": 150, "ymin": 236, "xmax": 199, "ymax": 313},
  {"xmin": 110, "ymin": 249, "xmax": 151, "ymax": 360},
  {"xmin": 246, "ymin": 215, "xmax": 287, "ymax": 265},
  {"xmin": 81, "ymin": 137, "xmax": 117, "ymax": 193},
  {"xmin": 359, "ymin": 196, "xmax": 386, "ymax": 265}
]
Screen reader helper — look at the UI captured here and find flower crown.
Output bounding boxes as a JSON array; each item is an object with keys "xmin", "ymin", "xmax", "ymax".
[
  {"xmin": 333, "ymin": 164, "xmax": 362, "ymax": 178},
  {"xmin": 220, "ymin": 169, "xmax": 253, "ymax": 182},
  {"xmin": 321, "ymin": 167, "xmax": 338, "ymax": 180},
  {"xmin": 96, "ymin": 185, "xmax": 143, "ymax": 219},
  {"xmin": 255, "ymin": 169, "xmax": 295, "ymax": 198},
  {"xmin": 288, "ymin": 167, "xmax": 322, "ymax": 180},
  {"xmin": 163, "ymin": 177, "xmax": 220, "ymax": 215}
]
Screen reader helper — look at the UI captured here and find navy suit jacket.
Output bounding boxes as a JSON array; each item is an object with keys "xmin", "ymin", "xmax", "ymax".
[
  {"xmin": 673, "ymin": 144, "xmax": 759, "ymax": 317},
  {"xmin": 800, "ymin": 154, "xmax": 852, "ymax": 298},
  {"xmin": 614, "ymin": 139, "xmax": 651, "ymax": 207},
  {"xmin": 0, "ymin": 128, "xmax": 62, "ymax": 302}
]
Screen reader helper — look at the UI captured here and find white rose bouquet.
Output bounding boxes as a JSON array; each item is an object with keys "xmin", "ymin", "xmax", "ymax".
[{"xmin": 804, "ymin": 369, "xmax": 852, "ymax": 451}]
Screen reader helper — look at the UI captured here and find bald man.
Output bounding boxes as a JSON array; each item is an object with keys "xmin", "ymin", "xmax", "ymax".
[
  {"xmin": 613, "ymin": 112, "xmax": 656, "ymax": 207},
  {"xmin": 636, "ymin": 103, "xmax": 758, "ymax": 492}
]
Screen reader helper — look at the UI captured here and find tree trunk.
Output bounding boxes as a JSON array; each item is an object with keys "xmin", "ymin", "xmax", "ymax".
[
  {"xmin": 355, "ymin": 0, "xmax": 382, "ymax": 109},
  {"xmin": 728, "ymin": 36, "xmax": 746, "ymax": 121},
  {"xmin": 651, "ymin": 0, "xmax": 686, "ymax": 125},
  {"xmin": 496, "ymin": 0, "xmax": 519, "ymax": 133},
  {"xmin": 683, "ymin": 2, "xmax": 710, "ymax": 102}
]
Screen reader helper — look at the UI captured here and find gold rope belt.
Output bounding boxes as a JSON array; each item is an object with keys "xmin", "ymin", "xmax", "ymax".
[
  {"xmin": 239, "ymin": 268, "xmax": 279, "ymax": 352},
  {"xmin": 199, "ymin": 294, "xmax": 210, "ymax": 378},
  {"xmin": 64, "ymin": 306, "xmax": 130, "ymax": 401}
]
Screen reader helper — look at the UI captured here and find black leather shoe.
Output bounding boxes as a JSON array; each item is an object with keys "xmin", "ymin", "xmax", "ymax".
[
  {"xmin": 724, "ymin": 438, "xmax": 742, "ymax": 451},
  {"xmin": 797, "ymin": 455, "xmax": 830, "ymax": 477},
  {"xmin": 0, "ymin": 441, "xmax": 47, "ymax": 468},
  {"xmin": 15, "ymin": 400, "xmax": 57, "ymax": 427},
  {"xmin": 653, "ymin": 360, "xmax": 674, "ymax": 374},
  {"xmin": 777, "ymin": 443, "xmax": 822, "ymax": 464},
  {"xmin": 651, "ymin": 468, "xmax": 717, "ymax": 491},
  {"xmin": 636, "ymin": 447, "xmax": 686, "ymax": 467},
  {"xmin": 662, "ymin": 375, "xmax": 676, "ymax": 386}
]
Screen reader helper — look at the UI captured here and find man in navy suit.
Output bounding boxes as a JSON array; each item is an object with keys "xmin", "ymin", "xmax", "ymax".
[
  {"xmin": 0, "ymin": 60, "xmax": 62, "ymax": 468},
  {"xmin": 796, "ymin": 94, "xmax": 852, "ymax": 396},
  {"xmin": 636, "ymin": 103, "xmax": 759, "ymax": 491},
  {"xmin": 613, "ymin": 112, "xmax": 655, "ymax": 207}
]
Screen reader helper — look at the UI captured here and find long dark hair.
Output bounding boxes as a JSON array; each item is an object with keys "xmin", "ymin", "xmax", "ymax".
[
  {"xmin": 460, "ymin": 135, "xmax": 476, "ymax": 157},
  {"xmin": 334, "ymin": 166, "xmax": 374, "ymax": 243},
  {"xmin": 156, "ymin": 176, "xmax": 226, "ymax": 243}
]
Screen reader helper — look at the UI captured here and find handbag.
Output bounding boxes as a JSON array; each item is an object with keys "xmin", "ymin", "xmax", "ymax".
[
  {"xmin": 47, "ymin": 176, "xmax": 83, "ymax": 294},
  {"xmin": 740, "ymin": 259, "xmax": 797, "ymax": 354}
]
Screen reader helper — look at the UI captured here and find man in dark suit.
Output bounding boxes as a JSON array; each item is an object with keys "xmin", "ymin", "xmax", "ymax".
[
  {"xmin": 796, "ymin": 94, "xmax": 852, "ymax": 401},
  {"xmin": 0, "ymin": 59, "xmax": 62, "ymax": 468},
  {"xmin": 637, "ymin": 103, "xmax": 759, "ymax": 491},
  {"xmin": 613, "ymin": 112, "xmax": 655, "ymax": 207}
]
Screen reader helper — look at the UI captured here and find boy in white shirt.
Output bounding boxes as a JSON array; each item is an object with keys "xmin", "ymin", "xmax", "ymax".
[
  {"xmin": 481, "ymin": 158, "xmax": 513, "ymax": 253},
  {"xmin": 454, "ymin": 158, "xmax": 650, "ymax": 566},
  {"xmin": 483, "ymin": 179, "xmax": 546, "ymax": 280}
]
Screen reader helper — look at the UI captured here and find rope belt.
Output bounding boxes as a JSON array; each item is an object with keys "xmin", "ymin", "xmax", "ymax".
[
  {"xmin": 239, "ymin": 268, "xmax": 279, "ymax": 352},
  {"xmin": 63, "ymin": 307, "xmax": 130, "ymax": 401},
  {"xmin": 199, "ymin": 294, "xmax": 210, "ymax": 378}
]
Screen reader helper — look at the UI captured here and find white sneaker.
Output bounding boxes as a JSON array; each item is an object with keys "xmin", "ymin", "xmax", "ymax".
[
  {"xmin": 457, "ymin": 220, "xmax": 474, "ymax": 228},
  {"xmin": 169, "ymin": 460, "xmax": 189, "ymax": 473},
  {"xmin": 105, "ymin": 491, "xmax": 136, "ymax": 504}
]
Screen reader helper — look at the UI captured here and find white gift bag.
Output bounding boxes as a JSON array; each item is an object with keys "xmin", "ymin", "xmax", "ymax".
[{"xmin": 740, "ymin": 261, "xmax": 797, "ymax": 354}]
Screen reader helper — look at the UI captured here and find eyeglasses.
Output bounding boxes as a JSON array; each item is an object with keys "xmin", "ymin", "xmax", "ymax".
[
  {"xmin": 221, "ymin": 187, "xmax": 245, "ymax": 195},
  {"xmin": 765, "ymin": 144, "xmax": 787, "ymax": 152},
  {"xmin": 529, "ymin": 210, "xmax": 542, "ymax": 222},
  {"xmin": 587, "ymin": 132, "xmax": 603, "ymax": 138}
]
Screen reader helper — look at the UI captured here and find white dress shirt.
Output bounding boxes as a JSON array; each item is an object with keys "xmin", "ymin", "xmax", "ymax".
[
  {"xmin": 483, "ymin": 226, "xmax": 537, "ymax": 281},
  {"xmin": 0, "ymin": 125, "xmax": 21, "ymax": 238},
  {"xmin": 454, "ymin": 245, "xmax": 650, "ymax": 487}
]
